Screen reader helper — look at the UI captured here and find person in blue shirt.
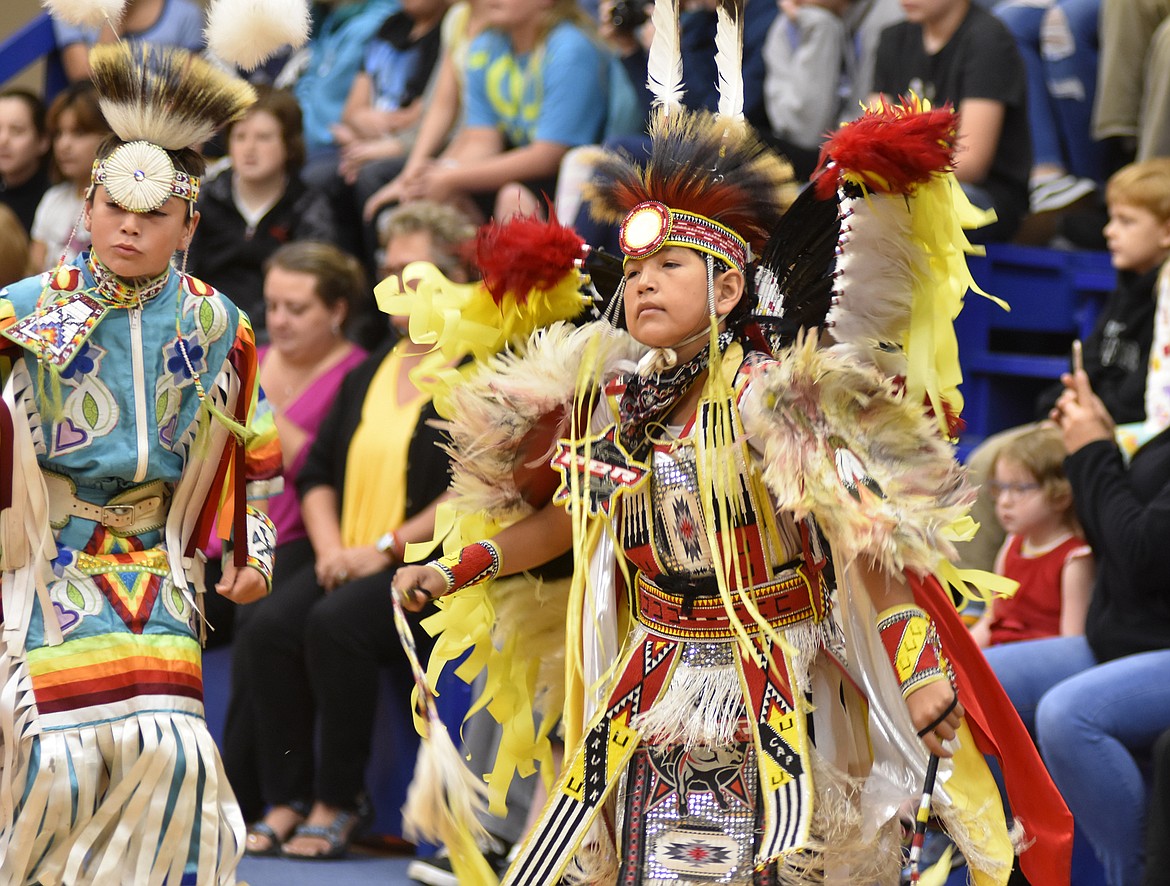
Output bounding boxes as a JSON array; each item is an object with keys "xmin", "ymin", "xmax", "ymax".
[
  {"xmin": 404, "ymin": 0, "xmax": 609, "ymax": 220},
  {"xmin": 52, "ymin": 0, "xmax": 206, "ymax": 82},
  {"xmin": 292, "ymin": 0, "xmax": 401, "ymax": 187}
]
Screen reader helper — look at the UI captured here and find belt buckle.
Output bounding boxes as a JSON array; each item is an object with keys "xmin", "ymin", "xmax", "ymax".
[{"xmin": 102, "ymin": 504, "xmax": 135, "ymax": 529}]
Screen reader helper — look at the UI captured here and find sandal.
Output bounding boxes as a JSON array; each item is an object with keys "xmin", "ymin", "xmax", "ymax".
[
  {"xmin": 280, "ymin": 800, "xmax": 373, "ymax": 861},
  {"xmin": 244, "ymin": 801, "xmax": 310, "ymax": 857}
]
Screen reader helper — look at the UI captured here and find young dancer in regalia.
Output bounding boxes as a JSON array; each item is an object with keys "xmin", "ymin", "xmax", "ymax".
[
  {"xmin": 391, "ymin": 89, "xmax": 1075, "ymax": 883},
  {"xmin": 0, "ymin": 33, "xmax": 291, "ymax": 885}
]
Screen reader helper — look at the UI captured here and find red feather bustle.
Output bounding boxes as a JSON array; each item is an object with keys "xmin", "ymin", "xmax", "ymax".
[
  {"xmin": 474, "ymin": 214, "xmax": 587, "ymax": 305},
  {"xmin": 812, "ymin": 97, "xmax": 958, "ymax": 200}
]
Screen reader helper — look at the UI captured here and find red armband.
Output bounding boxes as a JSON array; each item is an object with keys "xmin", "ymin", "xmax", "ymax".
[
  {"xmin": 426, "ymin": 540, "xmax": 502, "ymax": 594},
  {"xmin": 876, "ymin": 604, "xmax": 953, "ymax": 699}
]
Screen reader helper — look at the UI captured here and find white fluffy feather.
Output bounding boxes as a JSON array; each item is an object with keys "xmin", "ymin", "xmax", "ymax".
[
  {"xmin": 39, "ymin": 0, "xmax": 126, "ymax": 29},
  {"xmin": 646, "ymin": 0, "xmax": 685, "ymax": 113},
  {"xmin": 204, "ymin": 0, "xmax": 311, "ymax": 71},
  {"xmin": 714, "ymin": 0, "xmax": 744, "ymax": 120}
]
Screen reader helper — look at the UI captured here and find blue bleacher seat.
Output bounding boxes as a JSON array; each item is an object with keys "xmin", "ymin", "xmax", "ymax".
[{"xmin": 956, "ymin": 244, "xmax": 1114, "ymax": 456}]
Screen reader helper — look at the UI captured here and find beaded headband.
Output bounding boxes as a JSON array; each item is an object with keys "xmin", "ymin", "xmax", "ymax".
[
  {"xmin": 619, "ymin": 201, "xmax": 750, "ymax": 272},
  {"xmin": 89, "ymin": 141, "xmax": 200, "ymax": 214}
]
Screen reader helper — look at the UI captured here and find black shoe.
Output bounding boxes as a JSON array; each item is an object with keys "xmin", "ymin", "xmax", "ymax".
[{"xmin": 407, "ymin": 839, "xmax": 511, "ymax": 885}]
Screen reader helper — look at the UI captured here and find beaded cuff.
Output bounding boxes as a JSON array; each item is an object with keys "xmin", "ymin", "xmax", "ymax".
[
  {"xmin": 425, "ymin": 540, "xmax": 502, "ymax": 594},
  {"xmin": 876, "ymin": 604, "xmax": 952, "ymax": 699},
  {"xmin": 236, "ymin": 506, "xmax": 276, "ymax": 593}
]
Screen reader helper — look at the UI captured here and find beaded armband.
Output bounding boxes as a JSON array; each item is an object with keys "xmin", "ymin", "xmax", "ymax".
[
  {"xmin": 232, "ymin": 506, "xmax": 276, "ymax": 593},
  {"xmin": 876, "ymin": 604, "xmax": 953, "ymax": 699},
  {"xmin": 425, "ymin": 540, "xmax": 502, "ymax": 594}
]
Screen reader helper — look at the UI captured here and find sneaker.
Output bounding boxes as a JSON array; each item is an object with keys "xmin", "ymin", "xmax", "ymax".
[
  {"xmin": 407, "ymin": 841, "xmax": 511, "ymax": 886},
  {"xmin": 1030, "ymin": 174, "xmax": 1097, "ymax": 214}
]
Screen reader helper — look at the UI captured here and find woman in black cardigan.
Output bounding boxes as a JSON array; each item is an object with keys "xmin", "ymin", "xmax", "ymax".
[{"xmin": 985, "ymin": 367, "xmax": 1170, "ymax": 886}]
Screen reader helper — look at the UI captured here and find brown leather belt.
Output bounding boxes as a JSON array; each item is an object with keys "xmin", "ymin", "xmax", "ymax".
[
  {"xmin": 43, "ymin": 471, "xmax": 170, "ymax": 536},
  {"xmin": 634, "ymin": 566, "xmax": 827, "ymax": 641}
]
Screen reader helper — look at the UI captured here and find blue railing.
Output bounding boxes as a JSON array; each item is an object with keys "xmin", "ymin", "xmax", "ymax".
[{"xmin": 1, "ymin": 12, "xmax": 68, "ymax": 96}]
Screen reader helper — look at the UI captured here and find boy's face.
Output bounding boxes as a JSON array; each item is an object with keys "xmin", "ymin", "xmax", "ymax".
[
  {"xmin": 1103, "ymin": 202, "xmax": 1170, "ymax": 275},
  {"xmin": 84, "ymin": 186, "xmax": 199, "ymax": 279},
  {"xmin": 622, "ymin": 245, "xmax": 743, "ymax": 362}
]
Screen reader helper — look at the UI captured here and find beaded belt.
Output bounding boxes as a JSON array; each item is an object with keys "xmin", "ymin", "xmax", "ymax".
[{"xmin": 634, "ymin": 566, "xmax": 827, "ymax": 641}]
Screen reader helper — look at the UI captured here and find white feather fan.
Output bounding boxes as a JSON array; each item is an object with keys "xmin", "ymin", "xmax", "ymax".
[
  {"xmin": 204, "ymin": 0, "xmax": 312, "ymax": 71},
  {"xmin": 39, "ymin": 0, "xmax": 126, "ymax": 29}
]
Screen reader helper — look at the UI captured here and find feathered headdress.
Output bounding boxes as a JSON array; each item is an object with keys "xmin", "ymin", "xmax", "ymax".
[
  {"xmin": 811, "ymin": 96, "xmax": 1003, "ymax": 437},
  {"xmin": 87, "ymin": 43, "xmax": 255, "ymax": 213},
  {"xmin": 586, "ymin": 110, "xmax": 796, "ymax": 271}
]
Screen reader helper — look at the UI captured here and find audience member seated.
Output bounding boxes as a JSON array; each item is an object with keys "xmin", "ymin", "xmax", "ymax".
[
  {"xmin": 969, "ymin": 425, "xmax": 1093, "ymax": 648},
  {"xmin": 51, "ymin": 0, "xmax": 206, "ymax": 83},
  {"xmin": 762, "ymin": 0, "xmax": 850, "ymax": 180},
  {"xmin": 187, "ymin": 87, "xmax": 337, "ymax": 343},
  {"xmin": 226, "ymin": 202, "xmax": 477, "ymax": 860},
  {"xmin": 216, "ymin": 240, "xmax": 368, "ymax": 816},
  {"xmin": 984, "ymin": 368, "xmax": 1170, "ymax": 886},
  {"xmin": 333, "ymin": 0, "xmax": 448, "ymax": 210},
  {"xmin": 958, "ymin": 159, "xmax": 1170, "ymax": 573},
  {"xmin": 994, "ymin": 0, "xmax": 1103, "ymax": 215},
  {"xmin": 360, "ymin": 0, "xmax": 486, "ymax": 225},
  {"xmin": 199, "ymin": 241, "xmax": 368, "ymax": 652},
  {"xmin": 286, "ymin": 0, "xmax": 399, "ymax": 188},
  {"xmin": 402, "ymin": 0, "xmax": 616, "ymax": 221},
  {"xmin": 841, "ymin": 0, "xmax": 904, "ymax": 111},
  {"xmin": 0, "ymin": 90, "xmax": 50, "ymax": 237},
  {"xmin": 29, "ymin": 82, "xmax": 110, "ymax": 273},
  {"xmin": 871, "ymin": 0, "xmax": 1030, "ymax": 242},
  {"xmin": 1092, "ymin": 0, "xmax": 1170, "ymax": 171},
  {"xmin": 0, "ymin": 205, "xmax": 30, "ymax": 288}
]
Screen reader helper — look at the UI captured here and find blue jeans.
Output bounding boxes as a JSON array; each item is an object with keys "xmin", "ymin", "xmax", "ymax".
[
  {"xmin": 985, "ymin": 637, "xmax": 1170, "ymax": 885},
  {"xmin": 995, "ymin": 0, "xmax": 1104, "ymax": 181}
]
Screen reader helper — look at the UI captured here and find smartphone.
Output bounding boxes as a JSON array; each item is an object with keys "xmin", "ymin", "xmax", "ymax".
[{"xmin": 1071, "ymin": 339, "xmax": 1083, "ymax": 375}]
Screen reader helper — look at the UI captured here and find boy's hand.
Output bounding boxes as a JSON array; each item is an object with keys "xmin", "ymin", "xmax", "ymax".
[
  {"xmin": 216, "ymin": 562, "xmax": 269, "ymax": 605},
  {"xmin": 906, "ymin": 680, "xmax": 963, "ymax": 758},
  {"xmin": 392, "ymin": 565, "xmax": 447, "ymax": 612}
]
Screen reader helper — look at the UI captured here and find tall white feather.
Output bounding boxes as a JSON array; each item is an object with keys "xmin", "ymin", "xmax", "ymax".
[
  {"xmin": 40, "ymin": 0, "xmax": 126, "ymax": 28},
  {"xmin": 204, "ymin": 0, "xmax": 312, "ymax": 71},
  {"xmin": 646, "ymin": 0, "xmax": 685, "ymax": 114},
  {"xmin": 714, "ymin": 0, "xmax": 744, "ymax": 120}
]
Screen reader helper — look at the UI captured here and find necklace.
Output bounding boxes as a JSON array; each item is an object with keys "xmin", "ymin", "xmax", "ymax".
[{"xmin": 88, "ymin": 254, "xmax": 171, "ymax": 308}]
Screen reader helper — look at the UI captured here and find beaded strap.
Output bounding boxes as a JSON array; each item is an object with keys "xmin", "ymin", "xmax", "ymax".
[
  {"xmin": 876, "ymin": 604, "xmax": 952, "ymax": 699},
  {"xmin": 238, "ymin": 506, "xmax": 276, "ymax": 593},
  {"xmin": 425, "ymin": 540, "xmax": 502, "ymax": 595}
]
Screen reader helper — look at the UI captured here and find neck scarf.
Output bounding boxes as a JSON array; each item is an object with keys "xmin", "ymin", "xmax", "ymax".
[{"xmin": 616, "ymin": 331, "xmax": 733, "ymax": 455}]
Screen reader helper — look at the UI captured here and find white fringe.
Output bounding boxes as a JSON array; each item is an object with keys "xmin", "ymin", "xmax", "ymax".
[
  {"xmin": 0, "ymin": 676, "xmax": 243, "ymax": 885},
  {"xmin": 400, "ymin": 716, "xmax": 491, "ymax": 849},
  {"xmin": 631, "ymin": 658, "xmax": 742, "ymax": 749}
]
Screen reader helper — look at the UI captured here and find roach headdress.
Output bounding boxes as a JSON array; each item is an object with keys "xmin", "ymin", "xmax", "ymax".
[{"xmin": 586, "ymin": 111, "xmax": 795, "ymax": 274}]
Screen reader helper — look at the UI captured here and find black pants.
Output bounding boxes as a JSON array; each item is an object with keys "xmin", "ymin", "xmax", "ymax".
[{"xmin": 222, "ymin": 536, "xmax": 431, "ymax": 815}]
